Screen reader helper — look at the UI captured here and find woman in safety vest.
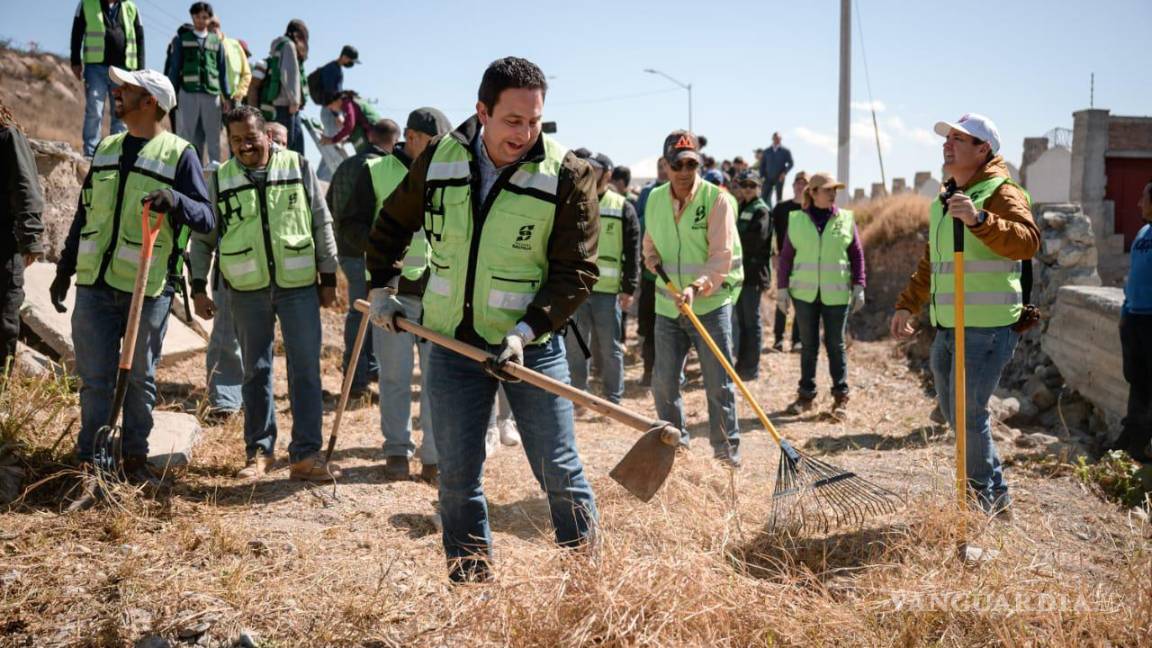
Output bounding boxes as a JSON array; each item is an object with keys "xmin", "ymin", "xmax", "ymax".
[{"xmin": 776, "ymin": 172, "xmax": 865, "ymax": 421}]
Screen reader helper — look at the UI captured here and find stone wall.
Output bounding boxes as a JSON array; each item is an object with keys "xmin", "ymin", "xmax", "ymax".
[{"xmin": 28, "ymin": 138, "xmax": 87, "ymax": 262}]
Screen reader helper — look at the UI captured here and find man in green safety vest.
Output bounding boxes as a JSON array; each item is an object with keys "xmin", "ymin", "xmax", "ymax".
[
  {"xmin": 342, "ymin": 108, "xmax": 452, "ymax": 483},
  {"xmin": 207, "ymin": 17, "xmax": 251, "ymax": 108},
  {"xmin": 890, "ymin": 113, "xmax": 1039, "ymax": 517},
  {"xmin": 189, "ymin": 105, "xmax": 341, "ymax": 482},
  {"xmin": 49, "ymin": 68, "xmax": 215, "ymax": 484},
  {"xmin": 70, "ymin": 0, "xmax": 146, "ymax": 157},
  {"xmin": 643, "ymin": 130, "xmax": 744, "ymax": 468},
  {"xmin": 163, "ymin": 2, "xmax": 230, "ymax": 163},
  {"xmin": 365, "ymin": 57, "xmax": 600, "ymax": 582},
  {"xmin": 565, "ymin": 150, "xmax": 640, "ymax": 405}
]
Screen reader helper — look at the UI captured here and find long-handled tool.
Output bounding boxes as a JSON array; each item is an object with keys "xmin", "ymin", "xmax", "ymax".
[
  {"xmin": 942, "ymin": 179, "xmax": 967, "ymax": 510},
  {"xmin": 323, "ymin": 302, "xmax": 372, "ymax": 463},
  {"xmin": 92, "ymin": 202, "xmax": 165, "ymax": 478},
  {"xmin": 351, "ymin": 299, "xmax": 682, "ymax": 501},
  {"xmin": 654, "ymin": 265, "xmax": 897, "ymax": 532}
]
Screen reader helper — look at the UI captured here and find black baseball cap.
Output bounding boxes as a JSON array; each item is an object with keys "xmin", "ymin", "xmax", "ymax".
[
  {"xmin": 735, "ymin": 170, "xmax": 761, "ymax": 186},
  {"xmin": 663, "ymin": 130, "xmax": 701, "ymax": 165},
  {"xmin": 406, "ymin": 107, "xmax": 451, "ymax": 137},
  {"xmin": 340, "ymin": 45, "xmax": 360, "ymax": 64}
]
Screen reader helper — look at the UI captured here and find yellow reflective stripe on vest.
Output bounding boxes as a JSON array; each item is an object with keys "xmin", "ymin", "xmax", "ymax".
[
  {"xmin": 91, "ymin": 151, "xmax": 120, "ymax": 168},
  {"xmin": 135, "ymin": 156, "xmax": 178, "ymax": 180},
  {"xmin": 427, "ymin": 160, "xmax": 470, "ymax": 181},
  {"xmin": 934, "ymin": 292, "xmax": 1021, "ymax": 306},
  {"xmin": 267, "ymin": 165, "xmax": 303, "ymax": 183},
  {"xmin": 509, "ymin": 168, "xmax": 559, "ymax": 195},
  {"xmin": 217, "ymin": 171, "xmax": 252, "ymax": 192},
  {"xmin": 931, "ymin": 259, "xmax": 1020, "ymax": 274}
]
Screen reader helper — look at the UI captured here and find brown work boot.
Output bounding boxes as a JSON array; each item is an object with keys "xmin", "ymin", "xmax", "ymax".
[
  {"xmin": 384, "ymin": 456, "xmax": 411, "ymax": 481},
  {"xmin": 290, "ymin": 454, "xmax": 342, "ymax": 481},
  {"xmin": 418, "ymin": 463, "xmax": 439, "ymax": 485},
  {"xmin": 237, "ymin": 454, "xmax": 275, "ymax": 479},
  {"xmin": 785, "ymin": 395, "xmax": 816, "ymax": 416},
  {"xmin": 829, "ymin": 393, "xmax": 850, "ymax": 422}
]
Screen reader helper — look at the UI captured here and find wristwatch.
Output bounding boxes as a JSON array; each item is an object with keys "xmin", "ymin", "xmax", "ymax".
[{"xmin": 974, "ymin": 210, "xmax": 989, "ymax": 226}]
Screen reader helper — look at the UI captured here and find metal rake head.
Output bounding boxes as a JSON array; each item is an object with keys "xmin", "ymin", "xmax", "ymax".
[{"xmin": 768, "ymin": 441, "xmax": 898, "ymax": 535}]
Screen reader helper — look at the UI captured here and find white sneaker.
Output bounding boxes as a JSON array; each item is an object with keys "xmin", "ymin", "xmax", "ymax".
[
  {"xmin": 485, "ymin": 424, "xmax": 499, "ymax": 457},
  {"xmin": 499, "ymin": 419, "xmax": 521, "ymax": 447}
]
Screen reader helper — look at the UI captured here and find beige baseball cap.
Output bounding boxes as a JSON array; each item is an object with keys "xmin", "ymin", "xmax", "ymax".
[{"xmin": 109, "ymin": 67, "xmax": 177, "ymax": 113}]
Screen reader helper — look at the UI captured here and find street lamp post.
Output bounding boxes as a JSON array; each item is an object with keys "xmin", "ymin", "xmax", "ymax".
[{"xmin": 644, "ymin": 68, "xmax": 692, "ymax": 132}]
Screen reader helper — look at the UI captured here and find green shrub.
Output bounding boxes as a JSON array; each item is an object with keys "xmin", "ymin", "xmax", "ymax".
[{"xmin": 1074, "ymin": 450, "xmax": 1152, "ymax": 508}]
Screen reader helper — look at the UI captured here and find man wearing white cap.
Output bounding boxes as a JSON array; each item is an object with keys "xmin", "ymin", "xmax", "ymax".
[
  {"xmin": 51, "ymin": 67, "xmax": 215, "ymax": 484},
  {"xmin": 890, "ymin": 113, "xmax": 1039, "ymax": 517}
]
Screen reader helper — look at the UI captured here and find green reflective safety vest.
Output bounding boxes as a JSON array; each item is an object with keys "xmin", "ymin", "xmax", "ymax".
[
  {"xmin": 787, "ymin": 208, "xmax": 855, "ymax": 306},
  {"xmin": 420, "ymin": 134, "xmax": 568, "ymax": 345},
  {"xmin": 593, "ymin": 190, "xmax": 626, "ymax": 294},
  {"xmin": 348, "ymin": 99, "xmax": 382, "ymax": 152},
  {"xmin": 81, "ymin": 0, "xmax": 139, "ymax": 68},
  {"xmin": 179, "ymin": 30, "xmax": 222, "ymax": 95},
  {"xmin": 929, "ymin": 176, "xmax": 1030, "ymax": 328},
  {"xmin": 367, "ymin": 154, "xmax": 427, "ymax": 282},
  {"xmin": 214, "ymin": 150, "xmax": 316, "ymax": 291},
  {"xmin": 78, "ymin": 131, "xmax": 191, "ymax": 297},
  {"xmin": 646, "ymin": 180, "xmax": 744, "ymax": 318},
  {"xmin": 222, "ymin": 37, "xmax": 246, "ymax": 98}
]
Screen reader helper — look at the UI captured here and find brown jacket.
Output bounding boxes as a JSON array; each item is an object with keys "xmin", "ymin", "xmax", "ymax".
[
  {"xmin": 895, "ymin": 155, "xmax": 1039, "ymax": 314},
  {"xmin": 365, "ymin": 115, "xmax": 600, "ymax": 343}
]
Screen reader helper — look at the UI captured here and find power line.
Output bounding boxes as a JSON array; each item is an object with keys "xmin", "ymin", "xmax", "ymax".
[
  {"xmin": 136, "ymin": 0, "xmax": 187, "ymax": 29},
  {"xmin": 854, "ymin": 0, "xmax": 886, "ymax": 192}
]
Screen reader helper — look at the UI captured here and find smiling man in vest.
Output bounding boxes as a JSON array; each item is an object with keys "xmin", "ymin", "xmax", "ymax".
[
  {"xmin": 343, "ymin": 108, "xmax": 451, "ymax": 483},
  {"xmin": 565, "ymin": 150, "xmax": 640, "ymax": 406},
  {"xmin": 50, "ymin": 68, "xmax": 214, "ymax": 482},
  {"xmin": 70, "ymin": 0, "xmax": 146, "ymax": 158},
  {"xmin": 164, "ymin": 2, "xmax": 230, "ymax": 164},
  {"xmin": 644, "ymin": 130, "xmax": 743, "ymax": 468},
  {"xmin": 190, "ymin": 105, "xmax": 340, "ymax": 481},
  {"xmin": 890, "ymin": 113, "xmax": 1039, "ymax": 517},
  {"xmin": 366, "ymin": 57, "xmax": 600, "ymax": 582}
]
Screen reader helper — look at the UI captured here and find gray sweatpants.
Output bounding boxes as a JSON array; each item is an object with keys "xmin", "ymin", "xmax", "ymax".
[{"xmin": 176, "ymin": 89, "xmax": 222, "ymax": 163}]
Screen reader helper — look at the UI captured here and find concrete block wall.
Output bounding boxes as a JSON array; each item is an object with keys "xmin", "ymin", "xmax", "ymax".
[{"xmin": 1042, "ymin": 286, "xmax": 1126, "ymax": 428}]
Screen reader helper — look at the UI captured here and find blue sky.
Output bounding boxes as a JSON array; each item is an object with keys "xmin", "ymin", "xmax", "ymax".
[{"xmin": 5, "ymin": 0, "xmax": 1150, "ymax": 189}]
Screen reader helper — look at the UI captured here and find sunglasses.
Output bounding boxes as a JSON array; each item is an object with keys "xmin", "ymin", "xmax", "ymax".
[{"xmin": 670, "ymin": 159, "xmax": 699, "ymax": 172}]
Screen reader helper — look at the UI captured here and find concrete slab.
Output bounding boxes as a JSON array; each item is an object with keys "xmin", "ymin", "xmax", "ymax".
[
  {"xmin": 1043, "ymin": 286, "xmax": 1126, "ymax": 424},
  {"xmin": 20, "ymin": 262, "xmax": 207, "ymax": 368},
  {"xmin": 147, "ymin": 411, "xmax": 202, "ymax": 470}
]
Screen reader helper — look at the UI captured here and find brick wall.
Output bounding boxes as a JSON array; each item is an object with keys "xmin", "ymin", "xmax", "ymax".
[{"xmin": 1107, "ymin": 116, "xmax": 1152, "ymax": 151}]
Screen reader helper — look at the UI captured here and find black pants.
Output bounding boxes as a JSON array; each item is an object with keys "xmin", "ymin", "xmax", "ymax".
[
  {"xmin": 0, "ymin": 256, "xmax": 24, "ymax": 374},
  {"xmin": 637, "ymin": 276, "xmax": 656, "ymax": 375},
  {"xmin": 1116, "ymin": 313, "xmax": 1152, "ymax": 456}
]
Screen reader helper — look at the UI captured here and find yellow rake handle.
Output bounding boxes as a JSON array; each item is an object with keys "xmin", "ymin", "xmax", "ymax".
[{"xmin": 655, "ymin": 265, "xmax": 785, "ymax": 446}]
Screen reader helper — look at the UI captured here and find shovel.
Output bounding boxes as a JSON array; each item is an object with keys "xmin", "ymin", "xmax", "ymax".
[
  {"xmin": 942, "ymin": 179, "xmax": 968, "ymax": 510},
  {"xmin": 323, "ymin": 301, "xmax": 372, "ymax": 463},
  {"xmin": 351, "ymin": 299, "xmax": 681, "ymax": 501}
]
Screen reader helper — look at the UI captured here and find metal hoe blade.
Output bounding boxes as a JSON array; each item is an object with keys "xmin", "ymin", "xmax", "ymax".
[
  {"xmin": 769, "ymin": 441, "xmax": 898, "ymax": 534},
  {"xmin": 609, "ymin": 426, "xmax": 680, "ymax": 502}
]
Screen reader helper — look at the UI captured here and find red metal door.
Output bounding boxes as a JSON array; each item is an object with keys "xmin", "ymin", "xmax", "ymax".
[{"xmin": 1105, "ymin": 156, "xmax": 1152, "ymax": 251}]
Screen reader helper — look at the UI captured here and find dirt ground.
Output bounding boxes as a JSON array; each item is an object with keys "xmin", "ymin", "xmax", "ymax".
[{"xmin": 1, "ymin": 311, "xmax": 1149, "ymax": 647}]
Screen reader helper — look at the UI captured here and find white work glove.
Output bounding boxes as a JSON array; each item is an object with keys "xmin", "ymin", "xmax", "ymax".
[
  {"xmin": 369, "ymin": 286, "xmax": 405, "ymax": 333},
  {"xmin": 777, "ymin": 289, "xmax": 792, "ymax": 313},
  {"xmin": 483, "ymin": 323, "xmax": 532, "ymax": 381},
  {"xmin": 851, "ymin": 285, "xmax": 866, "ymax": 314}
]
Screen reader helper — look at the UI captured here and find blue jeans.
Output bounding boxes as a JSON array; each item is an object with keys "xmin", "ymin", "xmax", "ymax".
[
  {"xmin": 930, "ymin": 326, "xmax": 1019, "ymax": 502},
  {"xmin": 732, "ymin": 284, "xmax": 764, "ymax": 379},
  {"xmin": 275, "ymin": 106, "xmax": 305, "ymax": 155},
  {"xmin": 426, "ymin": 335, "xmax": 597, "ymax": 580},
  {"xmin": 230, "ymin": 285, "xmax": 323, "ymax": 462},
  {"xmin": 206, "ymin": 282, "xmax": 243, "ymax": 411},
  {"xmin": 72, "ymin": 284, "xmax": 173, "ymax": 460},
  {"xmin": 339, "ymin": 256, "xmax": 378, "ymax": 392},
  {"xmin": 373, "ymin": 293, "xmax": 436, "ymax": 464},
  {"xmin": 793, "ymin": 297, "xmax": 849, "ymax": 398},
  {"xmin": 564, "ymin": 292, "xmax": 624, "ymax": 403},
  {"xmin": 653, "ymin": 305, "xmax": 740, "ymax": 461},
  {"xmin": 82, "ymin": 64, "xmax": 126, "ymax": 157}
]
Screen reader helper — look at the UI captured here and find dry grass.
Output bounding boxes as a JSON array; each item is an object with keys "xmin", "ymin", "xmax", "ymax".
[
  {"xmin": 1, "ymin": 326, "xmax": 1149, "ymax": 646},
  {"xmin": 849, "ymin": 193, "xmax": 932, "ymax": 250}
]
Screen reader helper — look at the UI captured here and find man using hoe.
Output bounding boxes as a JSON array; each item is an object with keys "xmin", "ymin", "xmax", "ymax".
[
  {"xmin": 566, "ymin": 150, "xmax": 640, "ymax": 406},
  {"xmin": 190, "ymin": 105, "xmax": 341, "ymax": 481},
  {"xmin": 51, "ymin": 68, "xmax": 215, "ymax": 482},
  {"xmin": 644, "ymin": 130, "xmax": 743, "ymax": 467},
  {"xmin": 890, "ymin": 113, "xmax": 1038, "ymax": 516},
  {"xmin": 366, "ymin": 57, "xmax": 600, "ymax": 582}
]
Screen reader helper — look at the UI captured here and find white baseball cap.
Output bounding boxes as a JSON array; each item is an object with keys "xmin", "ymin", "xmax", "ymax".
[
  {"xmin": 109, "ymin": 67, "xmax": 177, "ymax": 113},
  {"xmin": 934, "ymin": 113, "xmax": 1001, "ymax": 153}
]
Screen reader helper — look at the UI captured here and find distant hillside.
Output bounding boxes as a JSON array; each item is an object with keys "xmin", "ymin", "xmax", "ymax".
[{"xmin": 0, "ymin": 44, "xmax": 85, "ymax": 151}]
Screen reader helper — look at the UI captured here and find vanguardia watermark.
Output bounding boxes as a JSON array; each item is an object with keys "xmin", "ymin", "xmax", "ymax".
[{"xmin": 887, "ymin": 590, "xmax": 1122, "ymax": 613}]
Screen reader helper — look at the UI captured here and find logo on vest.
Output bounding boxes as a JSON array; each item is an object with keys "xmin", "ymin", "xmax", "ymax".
[
  {"xmin": 513, "ymin": 224, "xmax": 535, "ymax": 250},
  {"xmin": 692, "ymin": 204, "xmax": 707, "ymax": 230},
  {"xmin": 288, "ymin": 193, "xmax": 298, "ymax": 206}
]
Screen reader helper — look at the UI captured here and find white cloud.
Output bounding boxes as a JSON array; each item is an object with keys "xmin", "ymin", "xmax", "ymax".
[
  {"xmin": 792, "ymin": 126, "xmax": 837, "ymax": 154},
  {"xmin": 850, "ymin": 100, "xmax": 887, "ymax": 113}
]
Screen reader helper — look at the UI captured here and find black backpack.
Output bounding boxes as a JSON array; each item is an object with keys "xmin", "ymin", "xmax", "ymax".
[{"xmin": 306, "ymin": 66, "xmax": 326, "ymax": 105}]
